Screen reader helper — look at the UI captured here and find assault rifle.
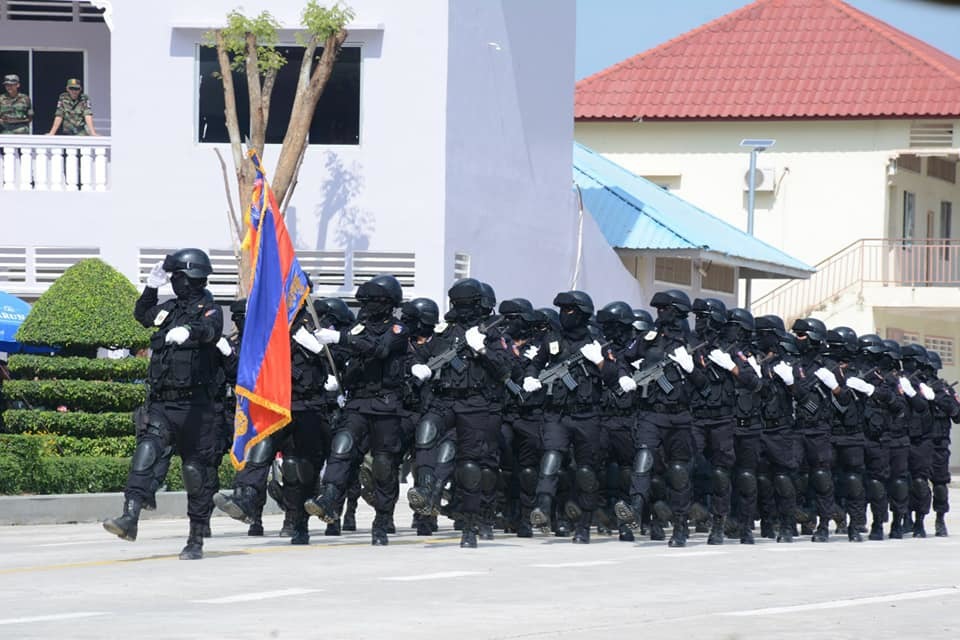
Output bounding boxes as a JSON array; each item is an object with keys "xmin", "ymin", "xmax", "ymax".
[
  {"xmin": 425, "ymin": 317, "xmax": 503, "ymax": 375},
  {"xmin": 535, "ymin": 340, "xmax": 611, "ymax": 397},
  {"xmin": 616, "ymin": 342, "xmax": 706, "ymax": 398}
]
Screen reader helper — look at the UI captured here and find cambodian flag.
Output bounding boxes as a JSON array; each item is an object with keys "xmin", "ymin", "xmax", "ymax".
[{"xmin": 231, "ymin": 151, "xmax": 310, "ymax": 470}]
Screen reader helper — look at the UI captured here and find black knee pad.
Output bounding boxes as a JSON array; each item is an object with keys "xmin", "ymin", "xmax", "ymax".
[
  {"xmin": 456, "ymin": 462, "xmax": 483, "ymax": 491},
  {"xmin": 911, "ymin": 476, "xmax": 930, "ymax": 495},
  {"xmin": 330, "ymin": 430, "xmax": 355, "ymax": 460},
  {"xmin": 518, "ymin": 467, "xmax": 538, "ymax": 494},
  {"xmin": 281, "ymin": 457, "xmax": 311, "ymax": 486},
  {"xmin": 437, "ymin": 440, "xmax": 456, "ymax": 465},
  {"xmin": 757, "ymin": 473, "xmax": 773, "ymax": 496},
  {"xmin": 131, "ymin": 440, "xmax": 159, "ymax": 473},
  {"xmin": 248, "ymin": 439, "xmax": 275, "ymax": 465},
  {"xmin": 866, "ymin": 478, "xmax": 886, "ymax": 502},
  {"xmin": 736, "ymin": 469, "xmax": 757, "ymax": 496},
  {"xmin": 891, "ymin": 478, "xmax": 909, "ymax": 502},
  {"xmin": 846, "ymin": 473, "xmax": 865, "ymax": 499},
  {"xmin": 182, "ymin": 462, "xmax": 205, "ymax": 496},
  {"xmin": 372, "ymin": 454, "xmax": 395, "ymax": 484},
  {"xmin": 415, "ymin": 415, "xmax": 442, "ymax": 449},
  {"xmin": 575, "ymin": 466, "xmax": 600, "ymax": 494},
  {"xmin": 666, "ymin": 462, "xmax": 690, "ymax": 492},
  {"xmin": 480, "ymin": 468, "xmax": 498, "ymax": 493},
  {"xmin": 634, "ymin": 447, "xmax": 654, "ymax": 475},
  {"xmin": 812, "ymin": 469, "xmax": 832, "ymax": 495},
  {"xmin": 539, "ymin": 450, "xmax": 563, "ymax": 478},
  {"xmin": 933, "ymin": 484, "xmax": 949, "ymax": 506},
  {"xmin": 774, "ymin": 473, "xmax": 795, "ymax": 498},
  {"xmin": 712, "ymin": 467, "xmax": 731, "ymax": 493}
]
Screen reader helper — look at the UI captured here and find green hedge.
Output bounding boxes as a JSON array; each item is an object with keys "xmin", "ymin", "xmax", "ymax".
[
  {"xmin": 8, "ymin": 354, "xmax": 148, "ymax": 382},
  {"xmin": 2, "ymin": 410, "xmax": 134, "ymax": 438},
  {"xmin": 3, "ymin": 379, "xmax": 145, "ymax": 412},
  {"xmin": 0, "ymin": 434, "xmax": 134, "ymax": 458},
  {"xmin": 15, "ymin": 258, "xmax": 153, "ymax": 352}
]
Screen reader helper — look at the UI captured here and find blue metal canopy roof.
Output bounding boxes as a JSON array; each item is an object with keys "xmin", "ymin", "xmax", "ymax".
[{"xmin": 573, "ymin": 142, "xmax": 813, "ymax": 278}]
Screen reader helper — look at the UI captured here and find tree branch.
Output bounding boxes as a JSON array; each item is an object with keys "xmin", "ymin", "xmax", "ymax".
[
  {"xmin": 215, "ymin": 31, "xmax": 244, "ymax": 176},
  {"xmin": 245, "ymin": 31, "xmax": 265, "ymax": 157},
  {"xmin": 261, "ymin": 68, "xmax": 278, "ymax": 135}
]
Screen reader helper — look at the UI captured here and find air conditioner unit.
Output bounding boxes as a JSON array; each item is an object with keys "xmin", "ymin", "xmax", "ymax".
[{"xmin": 743, "ymin": 166, "xmax": 777, "ymax": 192}]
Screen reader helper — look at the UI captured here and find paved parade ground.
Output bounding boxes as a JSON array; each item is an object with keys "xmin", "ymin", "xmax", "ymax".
[{"xmin": 2, "ymin": 491, "xmax": 959, "ymax": 640}]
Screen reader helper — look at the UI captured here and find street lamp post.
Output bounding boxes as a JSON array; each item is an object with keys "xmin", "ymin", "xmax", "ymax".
[{"xmin": 739, "ymin": 138, "xmax": 775, "ymax": 310}]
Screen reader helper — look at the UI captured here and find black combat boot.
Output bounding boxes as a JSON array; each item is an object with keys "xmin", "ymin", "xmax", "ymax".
[
  {"xmin": 304, "ymin": 484, "xmax": 340, "ymax": 524},
  {"xmin": 889, "ymin": 512, "xmax": 904, "ymax": 539},
  {"xmin": 811, "ymin": 519, "xmax": 830, "ymax": 542},
  {"xmin": 460, "ymin": 516, "xmax": 478, "ymax": 548},
  {"xmin": 290, "ymin": 512, "xmax": 310, "ymax": 545},
  {"xmin": 760, "ymin": 519, "xmax": 776, "ymax": 539},
  {"xmin": 614, "ymin": 495, "xmax": 644, "ymax": 530},
  {"xmin": 179, "ymin": 521, "xmax": 204, "ymax": 560},
  {"xmin": 848, "ymin": 525, "xmax": 864, "ymax": 542},
  {"xmin": 324, "ymin": 519, "xmax": 342, "ymax": 536},
  {"xmin": 690, "ymin": 501, "xmax": 709, "ymax": 531},
  {"xmin": 572, "ymin": 512, "xmax": 591, "ymax": 544},
  {"xmin": 902, "ymin": 511, "xmax": 914, "ymax": 531},
  {"xmin": 835, "ymin": 515, "xmax": 848, "ymax": 535},
  {"xmin": 371, "ymin": 512, "xmax": 389, "ymax": 546},
  {"xmin": 386, "ymin": 514, "xmax": 397, "ymax": 535},
  {"xmin": 407, "ymin": 472, "xmax": 439, "ymax": 516},
  {"xmin": 739, "ymin": 517, "xmax": 755, "ymax": 545},
  {"xmin": 516, "ymin": 508, "xmax": 533, "ymax": 538},
  {"xmin": 213, "ymin": 486, "xmax": 258, "ymax": 524},
  {"xmin": 912, "ymin": 513, "xmax": 927, "ymax": 538},
  {"xmin": 868, "ymin": 521, "xmax": 884, "ymax": 541},
  {"xmin": 478, "ymin": 511, "xmax": 495, "ymax": 541},
  {"xmin": 649, "ymin": 518, "xmax": 666, "ymax": 541},
  {"xmin": 707, "ymin": 515, "xmax": 725, "ymax": 545},
  {"xmin": 342, "ymin": 498, "xmax": 358, "ymax": 531},
  {"xmin": 279, "ymin": 510, "xmax": 296, "ymax": 537},
  {"xmin": 618, "ymin": 524, "xmax": 635, "ymax": 542},
  {"xmin": 777, "ymin": 522, "xmax": 794, "ymax": 543},
  {"xmin": 413, "ymin": 513, "xmax": 433, "ymax": 536},
  {"xmin": 530, "ymin": 494, "xmax": 552, "ymax": 532},
  {"xmin": 554, "ymin": 516, "xmax": 572, "ymax": 537},
  {"xmin": 103, "ymin": 497, "xmax": 143, "ymax": 542},
  {"xmin": 935, "ymin": 513, "xmax": 948, "ymax": 537},
  {"xmin": 247, "ymin": 517, "xmax": 264, "ymax": 536},
  {"xmin": 668, "ymin": 517, "xmax": 688, "ymax": 547}
]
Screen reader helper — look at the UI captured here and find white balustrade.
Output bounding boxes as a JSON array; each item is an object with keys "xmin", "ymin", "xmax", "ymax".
[{"xmin": 0, "ymin": 134, "xmax": 111, "ymax": 191}]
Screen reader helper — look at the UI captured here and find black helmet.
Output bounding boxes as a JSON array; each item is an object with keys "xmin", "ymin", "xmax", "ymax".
[
  {"xmin": 401, "ymin": 297, "xmax": 440, "ymax": 326},
  {"xmin": 882, "ymin": 339, "xmax": 902, "ymax": 361},
  {"xmin": 792, "ymin": 317, "xmax": 827, "ymax": 344},
  {"xmin": 536, "ymin": 307, "xmax": 561, "ymax": 332},
  {"xmin": 826, "ymin": 326, "xmax": 858, "ymax": 354},
  {"xmin": 632, "ymin": 309, "xmax": 654, "ymax": 332},
  {"xmin": 779, "ymin": 332, "xmax": 800, "ymax": 355},
  {"xmin": 553, "ymin": 290, "xmax": 594, "ymax": 315},
  {"xmin": 499, "ymin": 298, "xmax": 538, "ymax": 322},
  {"xmin": 356, "ymin": 274, "xmax": 403, "ymax": 305},
  {"xmin": 927, "ymin": 351, "xmax": 943, "ymax": 371},
  {"xmin": 162, "ymin": 248, "xmax": 213, "ymax": 278},
  {"xmin": 692, "ymin": 298, "xmax": 727, "ymax": 324},
  {"xmin": 314, "ymin": 297, "xmax": 355, "ymax": 327},
  {"xmin": 756, "ymin": 315, "xmax": 786, "ymax": 335},
  {"xmin": 597, "ymin": 301, "xmax": 635, "ymax": 326},
  {"xmin": 650, "ymin": 289, "xmax": 691, "ymax": 314},
  {"xmin": 479, "ymin": 282, "xmax": 496, "ymax": 312},
  {"xmin": 858, "ymin": 334, "xmax": 886, "ymax": 355},
  {"xmin": 726, "ymin": 308, "xmax": 756, "ymax": 332},
  {"xmin": 901, "ymin": 343, "xmax": 929, "ymax": 366},
  {"xmin": 448, "ymin": 277, "xmax": 484, "ymax": 303}
]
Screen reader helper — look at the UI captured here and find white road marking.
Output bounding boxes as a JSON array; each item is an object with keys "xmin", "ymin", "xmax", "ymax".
[
  {"xmin": 722, "ymin": 586, "xmax": 960, "ymax": 617},
  {"xmin": 381, "ymin": 571, "xmax": 486, "ymax": 582},
  {"xmin": 194, "ymin": 588, "xmax": 321, "ymax": 604},
  {"xmin": 36, "ymin": 540, "xmax": 106, "ymax": 547},
  {"xmin": 530, "ymin": 560, "xmax": 618, "ymax": 568},
  {"xmin": 0, "ymin": 612, "xmax": 108, "ymax": 626}
]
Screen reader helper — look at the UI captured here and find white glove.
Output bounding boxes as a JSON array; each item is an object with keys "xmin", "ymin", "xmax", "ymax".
[
  {"xmin": 165, "ymin": 326, "xmax": 190, "ymax": 345},
  {"xmin": 411, "ymin": 363, "xmax": 432, "ymax": 382},
  {"xmin": 579, "ymin": 340, "xmax": 604, "ymax": 365},
  {"xmin": 315, "ymin": 328, "xmax": 341, "ymax": 345},
  {"xmin": 293, "ymin": 326, "xmax": 324, "ymax": 354},
  {"xmin": 747, "ymin": 355, "xmax": 762, "ymax": 377},
  {"xmin": 336, "ymin": 394, "xmax": 346, "ymax": 408},
  {"xmin": 215, "ymin": 337, "xmax": 232, "ymax": 356},
  {"xmin": 919, "ymin": 382, "xmax": 935, "ymax": 401},
  {"xmin": 465, "ymin": 326, "xmax": 486, "ymax": 353},
  {"xmin": 146, "ymin": 260, "xmax": 169, "ymax": 289},
  {"xmin": 523, "ymin": 345, "xmax": 539, "ymax": 360},
  {"xmin": 644, "ymin": 330, "xmax": 658, "ymax": 342},
  {"xmin": 630, "ymin": 359, "xmax": 643, "ymax": 370},
  {"xmin": 899, "ymin": 377, "xmax": 916, "ymax": 398},
  {"xmin": 708, "ymin": 349, "xmax": 736, "ymax": 372},
  {"xmin": 846, "ymin": 376, "xmax": 875, "ymax": 396},
  {"xmin": 618, "ymin": 375, "xmax": 637, "ymax": 393},
  {"xmin": 324, "ymin": 374, "xmax": 339, "ymax": 392},
  {"xmin": 522, "ymin": 376, "xmax": 542, "ymax": 393},
  {"xmin": 773, "ymin": 361, "xmax": 794, "ymax": 386},
  {"xmin": 669, "ymin": 347, "xmax": 694, "ymax": 373},
  {"xmin": 814, "ymin": 368, "xmax": 839, "ymax": 390}
]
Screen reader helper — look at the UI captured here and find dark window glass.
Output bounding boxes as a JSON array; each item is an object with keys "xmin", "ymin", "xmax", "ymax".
[
  {"xmin": 0, "ymin": 49, "xmax": 84, "ymax": 133},
  {"xmin": 198, "ymin": 45, "xmax": 360, "ymax": 145}
]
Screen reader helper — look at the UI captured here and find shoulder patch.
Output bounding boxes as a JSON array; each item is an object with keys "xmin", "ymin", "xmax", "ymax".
[
  {"xmin": 434, "ymin": 322, "xmax": 448, "ymax": 334},
  {"xmin": 204, "ymin": 308, "xmax": 217, "ymax": 317},
  {"xmin": 350, "ymin": 324, "xmax": 365, "ymax": 336},
  {"xmin": 154, "ymin": 309, "xmax": 169, "ymax": 326},
  {"xmin": 549, "ymin": 341, "xmax": 560, "ymax": 356}
]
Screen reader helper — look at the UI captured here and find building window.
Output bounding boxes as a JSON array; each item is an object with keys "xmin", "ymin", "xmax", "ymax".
[
  {"xmin": 453, "ymin": 252, "xmax": 471, "ymax": 281},
  {"xmin": 0, "ymin": 49, "xmax": 85, "ymax": 134},
  {"xmin": 909, "ymin": 121, "xmax": 954, "ymax": 148},
  {"xmin": 701, "ymin": 263, "xmax": 735, "ymax": 293},
  {"xmin": 927, "ymin": 157, "xmax": 957, "ymax": 184},
  {"xmin": 941, "ymin": 201, "xmax": 953, "ymax": 260},
  {"xmin": 886, "ymin": 328, "xmax": 921, "ymax": 346},
  {"xmin": 925, "ymin": 336, "xmax": 955, "ymax": 367},
  {"xmin": 654, "ymin": 257, "xmax": 692, "ymax": 286},
  {"xmin": 897, "ymin": 154, "xmax": 921, "ymax": 173},
  {"xmin": 902, "ymin": 191, "xmax": 916, "ymax": 242},
  {"xmin": 197, "ymin": 45, "xmax": 360, "ymax": 145}
]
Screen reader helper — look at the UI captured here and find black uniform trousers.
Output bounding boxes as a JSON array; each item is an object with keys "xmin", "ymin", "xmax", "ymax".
[
  {"xmin": 537, "ymin": 410, "xmax": 607, "ymax": 512},
  {"xmin": 508, "ymin": 411, "xmax": 544, "ymax": 512},
  {"xmin": 628, "ymin": 410, "xmax": 662, "ymax": 502},
  {"xmin": 909, "ymin": 436, "xmax": 934, "ymax": 516},
  {"xmin": 887, "ymin": 439, "xmax": 911, "ymax": 516},
  {"xmin": 759, "ymin": 429, "xmax": 799, "ymax": 525},
  {"xmin": 864, "ymin": 439, "xmax": 890, "ymax": 522},
  {"xmin": 733, "ymin": 427, "xmax": 762, "ymax": 525},
  {"xmin": 932, "ymin": 435, "xmax": 952, "ymax": 514},
  {"xmin": 800, "ymin": 429, "xmax": 835, "ymax": 522},
  {"xmin": 832, "ymin": 436, "xmax": 866, "ymax": 528},
  {"xmin": 604, "ymin": 414, "xmax": 636, "ymax": 508},
  {"xmin": 649, "ymin": 409, "xmax": 693, "ymax": 520},
  {"xmin": 692, "ymin": 416, "xmax": 736, "ymax": 517}
]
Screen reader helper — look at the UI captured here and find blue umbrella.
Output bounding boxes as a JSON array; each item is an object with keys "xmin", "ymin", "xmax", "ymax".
[{"xmin": 0, "ymin": 291, "xmax": 56, "ymax": 354}]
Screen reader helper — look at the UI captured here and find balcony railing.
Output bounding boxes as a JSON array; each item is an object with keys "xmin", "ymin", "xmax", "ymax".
[
  {"xmin": 752, "ymin": 238, "xmax": 960, "ymax": 322},
  {"xmin": 0, "ymin": 134, "xmax": 110, "ymax": 192}
]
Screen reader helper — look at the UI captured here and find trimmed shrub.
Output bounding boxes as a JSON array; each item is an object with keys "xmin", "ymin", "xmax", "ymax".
[
  {"xmin": 33, "ymin": 456, "xmax": 131, "ymax": 494},
  {"xmin": 0, "ymin": 433, "xmax": 133, "ymax": 458},
  {"xmin": 15, "ymin": 258, "xmax": 153, "ymax": 352},
  {"xmin": 8, "ymin": 354, "xmax": 148, "ymax": 382},
  {"xmin": 3, "ymin": 379, "xmax": 145, "ymax": 412},
  {"xmin": 0, "ymin": 454, "xmax": 22, "ymax": 493},
  {"xmin": 2, "ymin": 410, "xmax": 134, "ymax": 438}
]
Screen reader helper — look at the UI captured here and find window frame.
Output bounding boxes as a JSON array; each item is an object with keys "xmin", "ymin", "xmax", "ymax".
[{"xmin": 0, "ymin": 45, "xmax": 89, "ymax": 135}]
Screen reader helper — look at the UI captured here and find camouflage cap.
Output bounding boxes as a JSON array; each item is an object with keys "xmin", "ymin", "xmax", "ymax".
[
  {"xmin": 3, "ymin": 74, "xmax": 19, "ymax": 85},
  {"xmin": 66, "ymin": 78, "xmax": 82, "ymax": 88}
]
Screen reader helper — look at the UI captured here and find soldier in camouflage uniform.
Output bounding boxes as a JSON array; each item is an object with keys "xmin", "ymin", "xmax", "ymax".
[
  {"xmin": 0, "ymin": 74, "xmax": 33, "ymax": 134},
  {"xmin": 48, "ymin": 78, "xmax": 97, "ymax": 136}
]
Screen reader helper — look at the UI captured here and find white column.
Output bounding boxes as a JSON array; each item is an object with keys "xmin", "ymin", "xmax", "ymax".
[
  {"xmin": 1, "ymin": 146, "xmax": 16, "ymax": 191},
  {"xmin": 50, "ymin": 146, "xmax": 66, "ymax": 191},
  {"xmin": 18, "ymin": 147, "xmax": 33, "ymax": 191},
  {"xmin": 64, "ymin": 147, "xmax": 79, "ymax": 192},
  {"xmin": 93, "ymin": 147, "xmax": 108, "ymax": 191},
  {"xmin": 79, "ymin": 146, "xmax": 92, "ymax": 192},
  {"xmin": 34, "ymin": 146, "xmax": 49, "ymax": 191}
]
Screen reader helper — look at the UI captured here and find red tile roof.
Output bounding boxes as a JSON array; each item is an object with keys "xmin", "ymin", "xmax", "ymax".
[{"xmin": 575, "ymin": 0, "xmax": 960, "ymax": 120}]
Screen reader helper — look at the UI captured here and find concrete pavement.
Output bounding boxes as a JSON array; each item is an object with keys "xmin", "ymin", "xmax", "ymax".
[{"xmin": 1, "ymin": 490, "xmax": 959, "ymax": 639}]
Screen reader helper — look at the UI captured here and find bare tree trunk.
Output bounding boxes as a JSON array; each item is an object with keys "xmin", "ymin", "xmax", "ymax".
[
  {"xmin": 272, "ymin": 28, "xmax": 348, "ymax": 204},
  {"xmin": 245, "ymin": 32, "xmax": 266, "ymax": 157},
  {"xmin": 214, "ymin": 31, "xmax": 253, "ymax": 210}
]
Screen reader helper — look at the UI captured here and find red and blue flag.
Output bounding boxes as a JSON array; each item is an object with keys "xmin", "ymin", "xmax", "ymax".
[{"xmin": 231, "ymin": 151, "xmax": 310, "ymax": 470}]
